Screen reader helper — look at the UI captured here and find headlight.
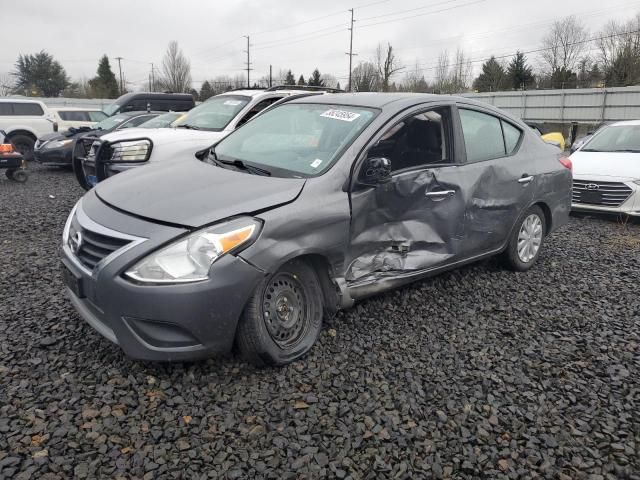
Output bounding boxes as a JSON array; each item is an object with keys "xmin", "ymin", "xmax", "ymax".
[
  {"xmin": 45, "ymin": 139, "xmax": 73, "ymax": 149},
  {"xmin": 125, "ymin": 218, "xmax": 261, "ymax": 284},
  {"xmin": 110, "ymin": 140, "xmax": 151, "ymax": 162}
]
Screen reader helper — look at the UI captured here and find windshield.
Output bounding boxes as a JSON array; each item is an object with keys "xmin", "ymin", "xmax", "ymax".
[
  {"xmin": 174, "ymin": 95, "xmax": 250, "ymax": 131},
  {"xmin": 582, "ymin": 124, "xmax": 640, "ymax": 153},
  {"xmin": 89, "ymin": 111, "xmax": 107, "ymax": 122},
  {"xmin": 93, "ymin": 114, "xmax": 130, "ymax": 131},
  {"xmin": 214, "ymin": 103, "xmax": 378, "ymax": 177},
  {"xmin": 139, "ymin": 112, "xmax": 182, "ymax": 129},
  {"xmin": 103, "ymin": 102, "xmax": 121, "ymax": 116}
]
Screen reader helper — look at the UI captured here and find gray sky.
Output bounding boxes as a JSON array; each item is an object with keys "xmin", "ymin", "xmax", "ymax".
[{"xmin": 2, "ymin": 0, "xmax": 639, "ymax": 90}]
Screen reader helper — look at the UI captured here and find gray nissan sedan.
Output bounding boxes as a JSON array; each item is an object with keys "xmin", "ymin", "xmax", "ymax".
[{"xmin": 61, "ymin": 93, "xmax": 572, "ymax": 366}]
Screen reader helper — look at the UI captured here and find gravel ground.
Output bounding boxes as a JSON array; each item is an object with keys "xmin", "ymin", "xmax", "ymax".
[{"xmin": 0, "ymin": 164, "xmax": 639, "ymax": 480}]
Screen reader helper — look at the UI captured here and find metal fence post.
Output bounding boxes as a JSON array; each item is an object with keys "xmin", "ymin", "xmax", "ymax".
[{"xmin": 600, "ymin": 88, "xmax": 608, "ymax": 124}]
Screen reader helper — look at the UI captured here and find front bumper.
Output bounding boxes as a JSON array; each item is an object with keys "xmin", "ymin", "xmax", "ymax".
[
  {"xmin": 82, "ymin": 157, "xmax": 139, "ymax": 187},
  {"xmin": 571, "ymin": 178, "xmax": 640, "ymax": 217},
  {"xmin": 61, "ymin": 194, "xmax": 264, "ymax": 361},
  {"xmin": 34, "ymin": 145, "xmax": 72, "ymax": 166}
]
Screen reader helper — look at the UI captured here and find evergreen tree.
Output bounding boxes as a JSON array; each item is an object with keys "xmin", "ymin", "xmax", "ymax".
[
  {"xmin": 284, "ymin": 70, "xmax": 296, "ymax": 85},
  {"xmin": 297, "ymin": 75, "xmax": 306, "ymax": 85},
  {"xmin": 550, "ymin": 67, "xmax": 577, "ymax": 89},
  {"xmin": 13, "ymin": 50, "xmax": 69, "ymax": 97},
  {"xmin": 88, "ymin": 55, "xmax": 119, "ymax": 98},
  {"xmin": 472, "ymin": 56, "xmax": 506, "ymax": 92},
  {"xmin": 307, "ymin": 68, "xmax": 325, "ymax": 87},
  {"xmin": 336, "ymin": 82, "xmax": 341, "ymax": 90},
  {"xmin": 189, "ymin": 88, "xmax": 199, "ymax": 101},
  {"xmin": 506, "ymin": 51, "xmax": 534, "ymax": 90},
  {"xmin": 199, "ymin": 80, "xmax": 214, "ymax": 101},
  {"xmin": 589, "ymin": 64, "xmax": 604, "ymax": 87}
]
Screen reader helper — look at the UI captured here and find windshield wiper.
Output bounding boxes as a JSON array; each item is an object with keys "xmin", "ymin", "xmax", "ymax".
[
  {"xmin": 612, "ymin": 149, "xmax": 640, "ymax": 153},
  {"xmin": 219, "ymin": 158, "xmax": 271, "ymax": 176},
  {"xmin": 176, "ymin": 124, "xmax": 201, "ymax": 130}
]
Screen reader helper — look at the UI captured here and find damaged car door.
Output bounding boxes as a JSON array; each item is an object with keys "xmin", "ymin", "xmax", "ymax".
[
  {"xmin": 456, "ymin": 107, "xmax": 534, "ymax": 255},
  {"xmin": 346, "ymin": 105, "xmax": 467, "ymax": 285}
]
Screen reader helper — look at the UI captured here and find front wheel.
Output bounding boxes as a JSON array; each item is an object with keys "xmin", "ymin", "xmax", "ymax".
[
  {"xmin": 9, "ymin": 169, "xmax": 28, "ymax": 183},
  {"xmin": 503, "ymin": 205, "xmax": 546, "ymax": 271},
  {"xmin": 236, "ymin": 259, "xmax": 324, "ymax": 366},
  {"xmin": 8, "ymin": 134, "xmax": 35, "ymax": 161}
]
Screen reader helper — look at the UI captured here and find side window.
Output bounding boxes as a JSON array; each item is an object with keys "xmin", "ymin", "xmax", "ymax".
[
  {"xmin": 0, "ymin": 103, "xmax": 13, "ymax": 115},
  {"xmin": 119, "ymin": 115, "xmax": 154, "ymax": 129},
  {"xmin": 237, "ymin": 97, "xmax": 283, "ymax": 127},
  {"xmin": 459, "ymin": 109, "xmax": 505, "ymax": 162},
  {"xmin": 502, "ymin": 121, "xmax": 522, "ymax": 154},
  {"xmin": 368, "ymin": 107, "xmax": 452, "ymax": 173},
  {"xmin": 13, "ymin": 103, "xmax": 44, "ymax": 116}
]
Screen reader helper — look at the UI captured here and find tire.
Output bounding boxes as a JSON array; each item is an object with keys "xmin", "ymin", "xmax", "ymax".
[
  {"xmin": 5, "ymin": 169, "xmax": 15, "ymax": 179},
  {"xmin": 72, "ymin": 142, "xmax": 91, "ymax": 190},
  {"xmin": 9, "ymin": 169, "xmax": 28, "ymax": 183},
  {"xmin": 236, "ymin": 259, "xmax": 324, "ymax": 367},
  {"xmin": 8, "ymin": 134, "xmax": 35, "ymax": 161},
  {"xmin": 503, "ymin": 205, "xmax": 546, "ymax": 272}
]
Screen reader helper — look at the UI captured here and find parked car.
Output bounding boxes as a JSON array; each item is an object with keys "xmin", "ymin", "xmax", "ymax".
[
  {"xmin": 570, "ymin": 120, "xmax": 640, "ymax": 216},
  {"xmin": 0, "ymin": 99, "xmax": 57, "ymax": 159},
  {"xmin": 51, "ymin": 108, "xmax": 107, "ymax": 131},
  {"xmin": 102, "ymin": 92, "xmax": 195, "ymax": 117},
  {"xmin": 35, "ymin": 111, "xmax": 161, "ymax": 168},
  {"xmin": 78, "ymin": 86, "xmax": 339, "ymax": 189},
  {"xmin": 61, "ymin": 93, "xmax": 572, "ymax": 365}
]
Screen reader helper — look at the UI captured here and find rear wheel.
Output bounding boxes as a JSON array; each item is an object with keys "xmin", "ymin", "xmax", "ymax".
[
  {"xmin": 5, "ymin": 169, "xmax": 16, "ymax": 179},
  {"xmin": 237, "ymin": 259, "xmax": 324, "ymax": 366},
  {"xmin": 503, "ymin": 205, "xmax": 546, "ymax": 271},
  {"xmin": 8, "ymin": 134, "xmax": 35, "ymax": 161}
]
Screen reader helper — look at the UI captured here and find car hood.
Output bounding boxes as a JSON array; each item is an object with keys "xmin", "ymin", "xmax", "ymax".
[
  {"xmin": 571, "ymin": 151, "xmax": 640, "ymax": 180},
  {"xmin": 94, "ymin": 158, "xmax": 306, "ymax": 228},
  {"xmin": 39, "ymin": 132, "xmax": 65, "ymax": 142},
  {"xmin": 98, "ymin": 127, "xmax": 228, "ymax": 149}
]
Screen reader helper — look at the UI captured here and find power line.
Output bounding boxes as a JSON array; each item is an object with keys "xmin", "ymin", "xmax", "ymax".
[{"xmin": 358, "ymin": 0, "xmax": 486, "ymax": 28}]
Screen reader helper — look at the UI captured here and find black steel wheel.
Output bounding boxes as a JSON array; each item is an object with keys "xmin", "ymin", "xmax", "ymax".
[
  {"xmin": 9, "ymin": 134, "xmax": 35, "ymax": 161},
  {"xmin": 5, "ymin": 169, "xmax": 15, "ymax": 179},
  {"xmin": 237, "ymin": 259, "xmax": 324, "ymax": 366},
  {"xmin": 9, "ymin": 169, "xmax": 28, "ymax": 183}
]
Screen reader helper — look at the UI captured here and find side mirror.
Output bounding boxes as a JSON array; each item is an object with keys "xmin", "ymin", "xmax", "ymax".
[{"xmin": 360, "ymin": 157, "xmax": 392, "ymax": 185}]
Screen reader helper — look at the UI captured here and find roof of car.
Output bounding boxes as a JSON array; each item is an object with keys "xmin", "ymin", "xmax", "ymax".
[
  {"xmin": 288, "ymin": 92, "xmax": 453, "ymax": 108},
  {"xmin": 609, "ymin": 120, "xmax": 640, "ymax": 127},
  {"xmin": 52, "ymin": 107, "xmax": 104, "ymax": 112},
  {"xmin": 218, "ymin": 89, "xmax": 267, "ymax": 98},
  {"xmin": 0, "ymin": 97, "xmax": 46, "ymax": 104}
]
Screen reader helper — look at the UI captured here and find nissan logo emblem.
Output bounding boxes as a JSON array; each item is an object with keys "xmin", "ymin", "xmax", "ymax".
[
  {"xmin": 69, "ymin": 231, "xmax": 83, "ymax": 254},
  {"xmin": 586, "ymin": 183, "xmax": 600, "ymax": 191}
]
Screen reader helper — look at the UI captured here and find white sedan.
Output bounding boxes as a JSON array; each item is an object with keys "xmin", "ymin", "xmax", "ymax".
[{"xmin": 570, "ymin": 120, "xmax": 640, "ymax": 216}]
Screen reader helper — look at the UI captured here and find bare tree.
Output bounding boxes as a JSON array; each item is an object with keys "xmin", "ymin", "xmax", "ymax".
[
  {"xmin": 540, "ymin": 16, "xmax": 589, "ymax": 74},
  {"xmin": 400, "ymin": 61, "xmax": 430, "ymax": 92},
  {"xmin": 351, "ymin": 61, "xmax": 380, "ymax": 92},
  {"xmin": 597, "ymin": 14, "xmax": 640, "ymax": 86},
  {"xmin": 434, "ymin": 50, "xmax": 450, "ymax": 93},
  {"xmin": 375, "ymin": 43, "xmax": 404, "ymax": 92},
  {"xmin": 159, "ymin": 41, "xmax": 192, "ymax": 93},
  {"xmin": 320, "ymin": 73, "xmax": 339, "ymax": 88},
  {"xmin": 450, "ymin": 48, "xmax": 473, "ymax": 92},
  {"xmin": 0, "ymin": 73, "xmax": 14, "ymax": 96}
]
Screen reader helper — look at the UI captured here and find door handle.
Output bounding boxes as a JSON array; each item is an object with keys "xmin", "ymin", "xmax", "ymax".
[
  {"xmin": 425, "ymin": 190, "xmax": 455, "ymax": 198},
  {"xmin": 518, "ymin": 175, "xmax": 534, "ymax": 184}
]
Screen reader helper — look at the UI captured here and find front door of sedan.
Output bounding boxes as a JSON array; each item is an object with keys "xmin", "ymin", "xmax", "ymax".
[
  {"xmin": 346, "ymin": 105, "xmax": 468, "ymax": 285},
  {"xmin": 454, "ymin": 106, "xmax": 534, "ymax": 256}
]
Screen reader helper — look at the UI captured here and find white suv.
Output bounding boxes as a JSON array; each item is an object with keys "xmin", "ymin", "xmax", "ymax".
[
  {"xmin": 51, "ymin": 108, "xmax": 107, "ymax": 131},
  {"xmin": 79, "ymin": 87, "xmax": 339, "ymax": 188},
  {"xmin": 0, "ymin": 99, "xmax": 57, "ymax": 159}
]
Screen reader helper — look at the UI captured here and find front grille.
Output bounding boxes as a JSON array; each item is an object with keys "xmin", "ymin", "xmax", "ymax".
[
  {"xmin": 69, "ymin": 220, "xmax": 131, "ymax": 271},
  {"xmin": 572, "ymin": 180, "xmax": 633, "ymax": 207}
]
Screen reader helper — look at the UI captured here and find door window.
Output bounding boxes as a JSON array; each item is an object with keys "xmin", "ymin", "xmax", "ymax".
[
  {"xmin": 12, "ymin": 102, "xmax": 44, "ymax": 116},
  {"xmin": 459, "ymin": 109, "xmax": 505, "ymax": 162},
  {"xmin": 0, "ymin": 103, "xmax": 12, "ymax": 115},
  {"xmin": 118, "ymin": 115, "xmax": 155, "ymax": 129},
  {"xmin": 502, "ymin": 121, "xmax": 523, "ymax": 154},
  {"xmin": 236, "ymin": 97, "xmax": 284, "ymax": 127},
  {"xmin": 368, "ymin": 108, "xmax": 452, "ymax": 173}
]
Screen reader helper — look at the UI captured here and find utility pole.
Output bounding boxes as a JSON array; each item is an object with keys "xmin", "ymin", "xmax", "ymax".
[
  {"xmin": 244, "ymin": 35, "xmax": 252, "ymax": 89},
  {"xmin": 345, "ymin": 9, "xmax": 357, "ymax": 92},
  {"xmin": 115, "ymin": 57, "xmax": 124, "ymax": 95},
  {"xmin": 150, "ymin": 63, "xmax": 155, "ymax": 92},
  {"xmin": 269, "ymin": 65, "xmax": 273, "ymax": 88}
]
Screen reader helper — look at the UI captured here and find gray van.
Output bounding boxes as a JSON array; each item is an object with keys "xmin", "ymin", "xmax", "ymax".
[
  {"xmin": 103, "ymin": 92, "xmax": 195, "ymax": 117},
  {"xmin": 61, "ymin": 93, "xmax": 572, "ymax": 366}
]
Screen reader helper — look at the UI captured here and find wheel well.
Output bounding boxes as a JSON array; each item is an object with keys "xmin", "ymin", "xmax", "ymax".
[
  {"xmin": 534, "ymin": 202, "xmax": 552, "ymax": 235},
  {"xmin": 292, "ymin": 254, "xmax": 340, "ymax": 318},
  {"xmin": 6, "ymin": 130, "xmax": 37, "ymax": 141}
]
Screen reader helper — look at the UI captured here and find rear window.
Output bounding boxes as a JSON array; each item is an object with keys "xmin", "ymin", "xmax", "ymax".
[{"xmin": 0, "ymin": 102, "xmax": 44, "ymax": 116}]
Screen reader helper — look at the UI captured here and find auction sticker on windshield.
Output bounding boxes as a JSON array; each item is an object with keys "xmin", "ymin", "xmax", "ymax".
[
  {"xmin": 320, "ymin": 109, "xmax": 361, "ymax": 122},
  {"xmin": 224, "ymin": 100, "xmax": 243, "ymax": 106}
]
